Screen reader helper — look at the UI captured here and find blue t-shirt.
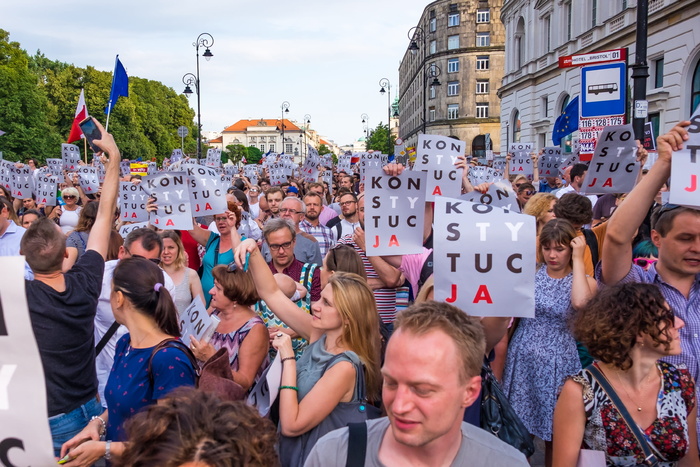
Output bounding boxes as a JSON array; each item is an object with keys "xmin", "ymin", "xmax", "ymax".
[
  {"xmin": 201, "ymin": 233, "xmax": 234, "ymax": 307},
  {"xmin": 105, "ymin": 334, "xmax": 196, "ymax": 441}
]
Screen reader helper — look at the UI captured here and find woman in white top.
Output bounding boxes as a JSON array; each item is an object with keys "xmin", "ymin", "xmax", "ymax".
[
  {"xmin": 159, "ymin": 231, "xmax": 204, "ymax": 313},
  {"xmin": 59, "ymin": 186, "xmax": 82, "ymax": 235}
]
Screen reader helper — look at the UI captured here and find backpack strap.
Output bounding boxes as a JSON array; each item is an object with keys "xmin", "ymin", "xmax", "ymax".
[
  {"xmin": 345, "ymin": 422, "xmax": 368, "ymax": 467},
  {"xmin": 581, "ymin": 229, "xmax": 599, "ymax": 266},
  {"xmin": 95, "ymin": 321, "xmax": 120, "ymax": 356},
  {"xmin": 147, "ymin": 338, "xmax": 200, "ymax": 388},
  {"xmin": 297, "ymin": 262, "xmax": 317, "ymax": 310}
]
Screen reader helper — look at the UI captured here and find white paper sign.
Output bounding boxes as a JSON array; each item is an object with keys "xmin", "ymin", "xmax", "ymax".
[
  {"xmin": 185, "ymin": 166, "xmax": 227, "ymax": 216},
  {"xmin": 0, "ymin": 257, "xmax": 56, "ymax": 465},
  {"xmin": 11, "ymin": 166, "xmax": 33, "ymax": 199},
  {"xmin": 179, "ymin": 297, "xmax": 221, "ymax": 346},
  {"xmin": 364, "ymin": 170, "xmax": 426, "ymax": 256},
  {"xmin": 669, "ymin": 107, "xmax": 700, "ymax": 208},
  {"xmin": 119, "ymin": 182, "xmax": 149, "ymax": 222},
  {"xmin": 461, "ymin": 181, "xmax": 521, "ymax": 213},
  {"xmin": 61, "ymin": 143, "xmax": 81, "ymax": 171},
  {"xmin": 77, "ymin": 166, "xmax": 100, "ymax": 194},
  {"xmin": 415, "ymin": 134, "xmax": 465, "ymax": 201},
  {"xmin": 580, "ymin": 124, "xmax": 639, "ymax": 195},
  {"xmin": 142, "ymin": 172, "xmax": 193, "ymax": 230},
  {"xmin": 433, "ymin": 198, "xmax": 535, "ymax": 317},
  {"xmin": 509, "ymin": 142, "xmax": 534, "ymax": 176},
  {"xmin": 35, "ymin": 174, "xmax": 57, "ymax": 206},
  {"xmin": 247, "ymin": 354, "xmax": 282, "ymax": 417},
  {"xmin": 118, "ymin": 221, "xmax": 150, "ymax": 239},
  {"xmin": 467, "ymin": 166, "xmax": 503, "ymax": 186}
]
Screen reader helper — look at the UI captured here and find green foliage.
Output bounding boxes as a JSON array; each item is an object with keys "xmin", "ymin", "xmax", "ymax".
[
  {"xmin": 0, "ymin": 29, "xmax": 196, "ymax": 164},
  {"xmin": 317, "ymin": 144, "xmax": 331, "ymax": 155},
  {"xmin": 224, "ymin": 144, "xmax": 248, "ymax": 165},
  {"xmin": 365, "ymin": 122, "xmax": 396, "ymax": 155},
  {"xmin": 246, "ymin": 146, "xmax": 262, "ymax": 164}
]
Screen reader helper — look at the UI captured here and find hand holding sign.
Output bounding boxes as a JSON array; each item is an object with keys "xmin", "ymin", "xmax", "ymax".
[{"xmin": 668, "ymin": 114, "xmax": 698, "ymax": 208}]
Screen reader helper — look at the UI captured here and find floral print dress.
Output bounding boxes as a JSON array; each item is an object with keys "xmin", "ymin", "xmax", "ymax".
[{"xmin": 572, "ymin": 361, "xmax": 695, "ymax": 466}]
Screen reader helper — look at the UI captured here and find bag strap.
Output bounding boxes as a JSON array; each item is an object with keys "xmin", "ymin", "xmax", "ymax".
[
  {"xmin": 323, "ymin": 352, "xmax": 367, "ymax": 401},
  {"xmin": 147, "ymin": 338, "xmax": 200, "ymax": 388},
  {"xmin": 345, "ymin": 422, "xmax": 368, "ymax": 467},
  {"xmin": 95, "ymin": 321, "xmax": 120, "ymax": 356},
  {"xmin": 586, "ymin": 365, "xmax": 661, "ymax": 466},
  {"xmin": 581, "ymin": 229, "xmax": 599, "ymax": 266}
]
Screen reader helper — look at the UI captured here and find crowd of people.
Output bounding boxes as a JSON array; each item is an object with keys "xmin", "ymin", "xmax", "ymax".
[{"xmin": 2, "ymin": 116, "xmax": 699, "ymax": 466}]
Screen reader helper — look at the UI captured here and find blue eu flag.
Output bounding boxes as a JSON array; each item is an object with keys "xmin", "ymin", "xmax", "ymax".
[
  {"xmin": 552, "ymin": 96, "xmax": 579, "ymax": 146},
  {"xmin": 105, "ymin": 55, "xmax": 129, "ymax": 115}
]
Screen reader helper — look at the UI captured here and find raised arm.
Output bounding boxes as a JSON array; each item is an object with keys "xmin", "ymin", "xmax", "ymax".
[
  {"xmin": 234, "ymin": 238, "xmax": 315, "ymax": 341},
  {"xmin": 601, "ymin": 122, "xmax": 690, "ymax": 285},
  {"xmin": 86, "ymin": 119, "xmax": 120, "ymax": 259},
  {"xmin": 570, "ymin": 236, "xmax": 597, "ymax": 309}
]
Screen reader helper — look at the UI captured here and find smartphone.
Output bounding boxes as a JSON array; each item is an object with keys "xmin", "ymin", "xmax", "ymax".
[
  {"xmin": 58, "ymin": 453, "xmax": 71, "ymax": 464},
  {"xmin": 78, "ymin": 116, "xmax": 102, "ymax": 153}
]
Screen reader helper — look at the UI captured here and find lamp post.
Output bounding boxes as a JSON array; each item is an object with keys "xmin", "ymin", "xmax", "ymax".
[
  {"xmin": 422, "ymin": 64, "xmax": 442, "ymax": 134},
  {"xmin": 379, "ymin": 78, "xmax": 392, "ymax": 153},
  {"xmin": 280, "ymin": 101, "xmax": 290, "ymax": 155},
  {"xmin": 182, "ymin": 33, "xmax": 214, "ymax": 159},
  {"xmin": 303, "ymin": 114, "xmax": 311, "ymax": 160},
  {"xmin": 361, "ymin": 113, "xmax": 369, "ymax": 149}
]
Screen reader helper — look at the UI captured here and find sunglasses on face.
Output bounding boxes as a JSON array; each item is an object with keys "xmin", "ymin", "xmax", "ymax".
[
  {"xmin": 633, "ymin": 257, "xmax": 657, "ymax": 268},
  {"xmin": 523, "ymin": 190, "xmax": 536, "ymax": 196},
  {"xmin": 63, "ymin": 195, "xmax": 77, "ymax": 200}
]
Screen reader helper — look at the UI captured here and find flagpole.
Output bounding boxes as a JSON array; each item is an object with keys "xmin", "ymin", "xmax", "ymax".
[
  {"xmin": 84, "ymin": 138, "xmax": 88, "ymax": 164},
  {"xmin": 105, "ymin": 55, "xmax": 118, "ymax": 132},
  {"xmin": 105, "ymin": 102, "xmax": 112, "ymax": 132}
]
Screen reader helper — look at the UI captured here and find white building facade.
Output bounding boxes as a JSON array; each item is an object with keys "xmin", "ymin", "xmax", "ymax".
[{"xmin": 498, "ymin": 0, "xmax": 700, "ymax": 153}]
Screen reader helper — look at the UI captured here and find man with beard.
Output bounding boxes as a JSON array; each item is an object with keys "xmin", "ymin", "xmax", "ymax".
[
  {"xmin": 326, "ymin": 192, "xmax": 361, "ymax": 241},
  {"xmin": 300, "ymin": 192, "xmax": 336, "ymax": 257}
]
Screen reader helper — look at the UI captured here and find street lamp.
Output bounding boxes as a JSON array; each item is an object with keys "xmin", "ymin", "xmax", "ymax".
[
  {"xmin": 280, "ymin": 101, "xmax": 290, "ymax": 155},
  {"xmin": 361, "ymin": 113, "xmax": 369, "ymax": 149},
  {"xmin": 182, "ymin": 32, "xmax": 214, "ymax": 159},
  {"xmin": 422, "ymin": 64, "xmax": 442, "ymax": 134},
  {"xmin": 379, "ymin": 78, "xmax": 392, "ymax": 153},
  {"xmin": 302, "ymin": 114, "xmax": 311, "ymax": 160}
]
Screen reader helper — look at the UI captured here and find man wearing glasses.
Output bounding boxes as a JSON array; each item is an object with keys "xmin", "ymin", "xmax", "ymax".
[
  {"xmin": 600, "ymin": 121, "xmax": 700, "ymax": 442},
  {"xmin": 327, "ymin": 193, "xmax": 361, "ymax": 241},
  {"xmin": 260, "ymin": 197, "xmax": 322, "ymax": 266},
  {"xmin": 94, "ymin": 228, "xmax": 175, "ymax": 409}
]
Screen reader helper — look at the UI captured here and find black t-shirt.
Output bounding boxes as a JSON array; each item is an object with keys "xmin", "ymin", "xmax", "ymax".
[{"xmin": 27, "ymin": 250, "xmax": 105, "ymax": 416}]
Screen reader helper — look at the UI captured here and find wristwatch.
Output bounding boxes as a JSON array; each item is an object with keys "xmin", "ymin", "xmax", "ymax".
[{"xmin": 105, "ymin": 440, "xmax": 112, "ymax": 460}]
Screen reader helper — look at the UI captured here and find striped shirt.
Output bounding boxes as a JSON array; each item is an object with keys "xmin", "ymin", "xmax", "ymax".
[{"xmin": 300, "ymin": 219, "xmax": 336, "ymax": 257}]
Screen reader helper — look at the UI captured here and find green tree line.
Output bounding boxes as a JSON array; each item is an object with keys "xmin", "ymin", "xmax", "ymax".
[{"xmin": 0, "ymin": 29, "xmax": 197, "ymax": 163}]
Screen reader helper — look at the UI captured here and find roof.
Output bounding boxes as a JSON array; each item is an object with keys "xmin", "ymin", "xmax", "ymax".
[
  {"xmin": 222, "ymin": 119, "xmax": 301, "ymax": 132},
  {"xmin": 208, "ymin": 136, "xmax": 223, "ymax": 143},
  {"xmin": 319, "ymin": 139, "xmax": 330, "ymax": 145}
]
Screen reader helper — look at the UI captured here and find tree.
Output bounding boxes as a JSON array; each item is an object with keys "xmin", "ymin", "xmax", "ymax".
[
  {"xmin": 225, "ymin": 144, "xmax": 248, "ymax": 165},
  {"xmin": 246, "ymin": 146, "xmax": 263, "ymax": 165},
  {"xmin": 365, "ymin": 122, "xmax": 396, "ymax": 155},
  {"xmin": 318, "ymin": 144, "xmax": 331, "ymax": 155}
]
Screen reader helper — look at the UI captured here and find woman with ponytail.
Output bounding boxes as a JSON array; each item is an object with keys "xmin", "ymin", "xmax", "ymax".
[{"xmin": 60, "ymin": 257, "xmax": 196, "ymax": 466}]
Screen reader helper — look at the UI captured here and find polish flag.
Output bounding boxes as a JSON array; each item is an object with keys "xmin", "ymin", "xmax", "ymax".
[{"xmin": 67, "ymin": 89, "xmax": 88, "ymax": 143}]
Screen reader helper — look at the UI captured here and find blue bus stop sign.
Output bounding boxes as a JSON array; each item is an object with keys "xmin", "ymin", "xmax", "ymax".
[{"xmin": 581, "ymin": 62, "xmax": 626, "ymax": 118}]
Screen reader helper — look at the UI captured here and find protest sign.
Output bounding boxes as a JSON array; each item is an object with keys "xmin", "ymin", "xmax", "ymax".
[
  {"xmin": 359, "ymin": 152, "xmax": 384, "ymax": 183},
  {"xmin": 336, "ymin": 153, "xmax": 352, "ymax": 175},
  {"xmin": 130, "ymin": 162, "xmax": 148, "ymax": 177},
  {"xmin": 185, "ymin": 165, "xmax": 227, "ymax": 216},
  {"xmin": 509, "ymin": 142, "xmax": 533, "ymax": 175},
  {"xmin": 142, "ymin": 172, "xmax": 193, "ymax": 230},
  {"xmin": 538, "ymin": 147, "xmax": 563, "ymax": 177},
  {"xmin": 46, "ymin": 158, "xmax": 64, "ymax": 180},
  {"xmin": 580, "ymin": 124, "xmax": 639, "ymax": 195},
  {"xmin": 248, "ymin": 354, "xmax": 282, "ymax": 417},
  {"xmin": 460, "ymin": 181, "xmax": 521, "ymax": 212},
  {"xmin": 77, "ymin": 166, "xmax": 100, "ymax": 194},
  {"xmin": 119, "ymin": 160, "xmax": 131, "ymax": 177},
  {"xmin": 492, "ymin": 157, "xmax": 507, "ymax": 174},
  {"xmin": 642, "ymin": 122, "xmax": 656, "ymax": 151},
  {"xmin": 269, "ymin": 162, "xmax": 287, "ymax": 186},
  {"xmin": 178, "ymin": 297, "xmax": 221, "ymax": 347},
  {"xmin": 364, "ymin": 169, "xmax": 426, "ymax": 256},
  {"xmin": 467, "ymin": 166, "xmax": 503, "ymax": 186},
  {"xmin": 147, "ymin": 162, "xmax": 158, "ymax": 175},
  {"xmin": 0, "ymin": 161, "xmax": 13, "ymax": 191},
  {"xmin": 221, "ymin": 174, "xmax": 232, "ymax": 187},
  {"xmin": 35, "ymin": 173, "xmax": 57, "ymax": 206},
  {"xmin": 433, "ymin": 197, "xmax": 535, "ymax": 317},
  {"xmin": 61, "ymin": 143, "xmax": 81, "ymax": 171},
  {"xmin": 170, "ymin": 149, "xmax": 183, "ymax": 164},
  {"xmin": 92, "ymin": 157, "xmax": 106, "ymax": 184},
  {"xmin": 11, "ymin": 166, "xmax": 33, "ymax": 199},
  {"xmin": 300, "ymin": 154, "xmax": 320, "ymax": 184},
  {"xmin": 118, "ymin": 221, "xmax": 149, "ymax": 239},
  {"xmin": 415, "ymin": 134, "xmax": 465, "ymax": 201},
  {"xmin": 206, "ymin": 148, "xmax": 222, "ymax": 168},
  {"xmin": 669, "ymin": 106, "xmax": 700, "ymax": 208},
  {"xmin": 0, "ymin": 257, "xmax": 56, "ymax": 465},
  {"xmin": 119, "ymin": 182, "xmax": 149, "ymax": 222}
]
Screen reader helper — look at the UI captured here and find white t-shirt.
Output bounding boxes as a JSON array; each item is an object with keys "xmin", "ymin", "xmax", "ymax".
[{"xmin": 60, "ymin": 207, "xmax": 81, "ymax": 235}]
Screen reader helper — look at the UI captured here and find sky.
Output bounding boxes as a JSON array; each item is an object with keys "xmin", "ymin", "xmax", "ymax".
[{"xmin": 3, "ymin": 0, "xmax": 431, "ymax": 147}]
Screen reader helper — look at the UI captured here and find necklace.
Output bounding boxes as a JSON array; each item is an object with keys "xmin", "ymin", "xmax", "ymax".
[{"xmin": 615, "ymin": 368, "xmax": 655, "ymax": 412}]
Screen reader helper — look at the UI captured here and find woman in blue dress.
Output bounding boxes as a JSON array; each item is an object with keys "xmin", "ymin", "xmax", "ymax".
[
  {"xmin": 60, "ymin": 257, "xmax": 197, "ymax": 466},
  {"xmin": 502, "ymin": 219, "xmax": 597, "ymax": 466}
]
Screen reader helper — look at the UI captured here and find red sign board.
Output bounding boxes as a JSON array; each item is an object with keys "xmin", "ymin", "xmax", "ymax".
[{"xmin": 559, "ymin": 48, "xmax": 627, "ymax": 68}]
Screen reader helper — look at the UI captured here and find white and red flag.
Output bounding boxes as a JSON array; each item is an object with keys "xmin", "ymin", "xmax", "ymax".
[{"xmin": 67, "ymin": 89, "xmax": 88, "ymax": 143}]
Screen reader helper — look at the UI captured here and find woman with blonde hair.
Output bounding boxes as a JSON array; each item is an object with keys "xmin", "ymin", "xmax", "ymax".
[
  {"xmin": 234, "ymin": 238, "xmax": 381, "ymax": 467},
  {"xmin": 523, "ymin": 192, "xmax": 557, "ymax": 232},
  {"xmin": 159, "ymin": 230, "xmax": 204, "ymax": 313}
]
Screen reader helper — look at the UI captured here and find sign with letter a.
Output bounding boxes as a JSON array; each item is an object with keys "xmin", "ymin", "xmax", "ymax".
[
  {"xmin": 670, "ymin": 105, "xmax": 700, "ymax": 208},
  {"xmin": 415, "ymin": 134, "xmax": 465, "ymax": 201},
  {"xmin": 433, "ymin": 198, "xmax": 535, "ymax": 318},
  {"xmin": 580, "ymin": 124, "xmax": 639, "ymax": 195}
]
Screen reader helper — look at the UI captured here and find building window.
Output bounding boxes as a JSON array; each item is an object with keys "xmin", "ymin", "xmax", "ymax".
[
  {"xmin": 260, "ymin": 144, "xmax": 265, "ymax": 153},
  {"xmin": 269, "ymin": 144, "xmax": 275, "ymax": 153},
  {"xmin": 476, "ymin": 9, "xmax": 490, "ymax": 23},
  {"xmin": 654, "ymin": 58, "xmax": 664, "ymax": 89},
  {"xmin": 429, "ymin": 107, "xmax": 436, "ymax": 122},
  {"xmin": 448, "ymin": 58, "xmax": 459, "ymax": 73},
  {"xmin": 512, "ymin": 110, "xmax": 521, "ymax": 143},
  {"xmin": 448, "ymin": 35, "xmax": 460, "ymax": 50},
  {"xmin": 566, "ymin": 2, "xmax": 572, "ymax": 41},
  {"xmin": 429, "ymin": 17, "xmax": 437, "ymax": 32},
  {"xmin": 429, "ymin": 40, "xmax": 437, "ymax": 54},
  {"xmin": 476, "ymin": 80, "xmax": 489, "ymax": 94},
  {"xmin": 692, "ymin": 60, "xmax": 700, "ymax": 116},
  {"xmin": 542, "ymin": 95, "xmax": 549, "ymax": 117},
  {"xmin": 592, "ymin": 0, "xmax": 597, "ymax": 28},
  {"xmin": 648, "ymin": 112, "xmax": 660, "ymax": 143},
  {"xmin": 448, "ymin": 13, "xmax": 460, "ymax": 27},
  {"xmin": 447, "ymin": 81, "xmax": 460, "ymax": 96},
  {"xmin": 622, "ymin": 0, "xmax": 627, "ymax": 9},
  {"xmin": 429, "ymin": 85, "xmax": 436, "ymax": 99},
  {"xmin": 515, "ymin": 17, "xmax": 525, "ymax": 68},
  {"xmin": 285, "ymin": 143, "xmax": 293, "ymax": 154},
  {"xmin": 250, "ymin": 137, "xmax": 257, "ymax": 142},
  {"xmin": 476, "ymin": 104, "xmax": 489, "ymax": 118},
  {"xmin": 544, "ymin": 16, "xmax": 551, "ymax": 52},
  {"xmin": 476, "ymin": 55, "xmax": 490, "ymax": 70},
  {"xmin": 476, "ymin": 33, "xmax": 490, "ymax": 47},
  {"xmin": 447, "ymin": 104, "xmax": 459, "ymax": 120}
]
